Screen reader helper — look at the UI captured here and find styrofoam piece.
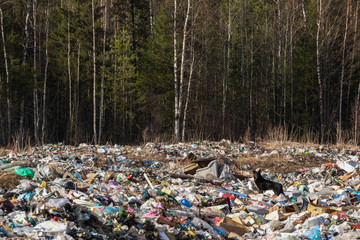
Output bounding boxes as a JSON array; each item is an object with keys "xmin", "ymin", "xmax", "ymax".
[
  {"xmin": 337, "ymin": 160, "xmax": 359, "ymax": 173},
  {"xmin": 195, "ymin": 160, "xmax": 218, "ymax": 179}
]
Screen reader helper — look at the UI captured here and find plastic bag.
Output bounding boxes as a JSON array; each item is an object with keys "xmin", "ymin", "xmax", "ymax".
[
  {"xmin": 181, "ymin": 199, "xmax": 192, "ymax": 208},
  {"xmin": 303, "ymin": 225, "xmax": 321, "ymax": 240},
  {"xmin": 15, "ymin": 168, "xmax": 35, "ymax": 178}
]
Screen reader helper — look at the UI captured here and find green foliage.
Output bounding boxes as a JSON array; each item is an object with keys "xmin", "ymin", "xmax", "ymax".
[
  {"xmin": 0, "ymin": 0, "xmax": 360, "ymax": 144},
  {"xmin": 106, "ymin": 28, "xmax": 136, "ymax": 108},
  {"xmin": 136, "ymin": 7, "xmax": 174, "ymax": 135}
]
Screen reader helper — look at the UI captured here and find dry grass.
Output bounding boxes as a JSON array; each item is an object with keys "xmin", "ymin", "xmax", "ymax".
[
  {"xmin": 0, "ymin": 147, "xmax": 7, "ymax": 156},
  {"xmin": 258, "ymin": 140, "xmax": 320, "ymax": 149},
  {"xmin": 0, "ymin": 172, "xmax": 27, "ymax": 190}
]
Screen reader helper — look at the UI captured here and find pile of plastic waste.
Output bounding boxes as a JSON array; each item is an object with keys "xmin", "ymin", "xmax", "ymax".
[{"xmin": 0, "ymin": 141, "xmax": 359, "ymax": 239}]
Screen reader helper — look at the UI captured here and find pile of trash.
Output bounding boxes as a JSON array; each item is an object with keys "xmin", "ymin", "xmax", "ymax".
[{"xmin": 0, "ymin": 141, "xmax": 359, "ymax": 239}]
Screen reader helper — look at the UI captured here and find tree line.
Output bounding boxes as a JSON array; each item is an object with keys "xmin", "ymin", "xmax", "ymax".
[{"xmin": 0, "ymin": 0, "xmax": 359, "ymax": 146}]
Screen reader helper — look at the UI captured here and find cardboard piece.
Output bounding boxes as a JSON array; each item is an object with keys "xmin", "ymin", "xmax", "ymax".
[
  {"xmin": 265, "ymin": 210, "xmax": 285, "ymax": 221},
  {"xmin": 307, "ymin": 202, "xmax": 337, "ymax": 215},
  {"xmin": 161, "ymin": 188, "xmax": 174, "ymax": 197},
  {"xmin": 341, "ymin": 174, "xmax": 354, "ymax": 182},
  {"xmin": 269, "ymin": 203, "xmax": 300, "ymax": 214},
  {"xmin": 218, "ymin": 217, "xmax": 249, "ymax": 236},
  {"xmin": 102, "ymin": 171, "xmax": 114, "ymax": 183},
  {"xmin": 183, "ymin": 163, "xmax": 200, "ymax": 174},
  {"xmin": 194, "ymin": 194, "xmax": 202, "ymax": 202},
  {"xmin": 228, "ymin": 232, "xmax": 241, "ymax": 238},
  {"xmin": 243, "ymin": 216, "xmax": 255, "ymax": 226}
]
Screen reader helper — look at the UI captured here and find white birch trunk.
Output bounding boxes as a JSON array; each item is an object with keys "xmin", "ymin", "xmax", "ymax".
[
  {"xmin": 174, "ymin": 0, "xmax": 179, "ymax": 141},
  {"xmin": 149, "ymin": 0, "xmax": 154, "ymax": 37},
  {"xmin": 19, "ymin": 0, "xmax": 31, "ymax": 146},
  {"xmin": 277, "ymin": 0, "xmax": 282, "ymax": 124},
  {"xmin": 301, "ymin": 0, "xmax": 307, "ymax": 28},
  {"xmin": 33, "ymin": 0, "xmax": 39, "ymax": 143},
  {"xmin": 222, "ymin": 0, "xmax": 231, "ymax": 136},
  {"xmin": 42, "ymin": 0, "xmax": 49, "ymax": 144},
  {"xmin": 317, "ymin": 0, "xmax": 324, "ymax": 142},
  {"xmin": 352, "ymin": 1, "xmax": 359, "ymax": 143},
  {"xmin": 182, "ymin": 33, "xmax": 195, "ymax": 142},
  {"xmin": 68, "ymin": 0, "xmax": 72, "ymax": 141},
  {"xmin": 75, "ymin": 40, "xmax": 80, "ymax": 141},
  {"xmin": 0, "ymin": 8, "xmax": 11, "ymax": 143},
  {"xmin": 178, "ymin": 0, "xmax": 190, "ymax": 141},
  {"xmin": 338, "ymin": 0, "xmax": 350, "ymax": 143},
  {"xmin": 98, "ymin": 0, "xmax": 107, "ymax": 144},
  {"xmin": 92, "ymin": 0, "xmax": 97, "ymax": 144}
]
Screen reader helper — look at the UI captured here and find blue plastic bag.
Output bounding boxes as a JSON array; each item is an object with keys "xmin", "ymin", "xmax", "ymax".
[
  {"xmin": 180, "ymin": 199, "xmax": 191, "ymax": 208},
  {"xmin": 303, "ymin": 225, "xmax": 321, "ymax": 240}
]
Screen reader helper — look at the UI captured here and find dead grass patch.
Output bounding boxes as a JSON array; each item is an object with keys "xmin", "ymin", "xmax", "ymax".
[{"xmin": 0, "ymin": 172, "xmax": 27, "ymax": 190}]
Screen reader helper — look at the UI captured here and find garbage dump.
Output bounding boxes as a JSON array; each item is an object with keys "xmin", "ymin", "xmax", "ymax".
[{"xmin": 0, "ymin": 140, "xmax": 359, "ymax": 239}]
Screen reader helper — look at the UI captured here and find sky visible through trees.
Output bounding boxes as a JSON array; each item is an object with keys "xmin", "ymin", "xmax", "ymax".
[{"xmin": 0, "ymin": 0, "xmax": 359, "ymax": 146}]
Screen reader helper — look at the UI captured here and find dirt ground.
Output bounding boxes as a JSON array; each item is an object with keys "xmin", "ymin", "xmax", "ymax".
[{"xmin": 233, "ymin": 153, "xmax": 335, "ymax": 174}]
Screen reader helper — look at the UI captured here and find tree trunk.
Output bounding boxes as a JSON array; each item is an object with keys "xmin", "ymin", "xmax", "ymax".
[
  {"xmin": 149, "ymin": 0, "xmax": 154, "ymax": 37},
  {"xmin": 33, "ymin": 0, "xmax": 39, "ymax": 144},
  {"xmin": 98, "ymin": 0, "xmax": 107, "ymax": 144},
  {"xmin": 0, "ymin": 73, "xmax": 3, "ymax": 145},
  {"xmin": 42, "ymin": 0, "xmax": 49, "ymax": 144},
  {"xmin": 290, "ymin": 0, "xmax": 294, "ymax": 119},
  {"xmin": 352, "ymin": 1, "xmax": 359, "ymax": 143},
  {"xmin": 19, "ymin": 0, "xmax": 31, "ymax": 147},
  {"xmin": 174, "ymin": 0, "xmax": 179, "ymax": 141},
  {"xmin": 317, "ymin": 0, "xmax": 324, "ymax": 143},
  {"xmin": 67, "ymin": 0, "xmax": 72, "ymax": 142},
  {"xmin": 277, "ymin": 0, "xmax": 282, "ymax": 125},
  {"xmin": 0, "ymin": 8, "xmax": 11, "ymax": 144},
  {"xmin": 92, "ymin": 0, "xmax": 97, "ymax": 144},
  {"xmin": 75, "ymin": 40, "xmax": 80, "ymax": 142},
  {"xmin": 301, "ymin": 0, "xmax": 307, "ymax": 28},
  {"xmin": 182, "ymin": 20, "xmax": 195, "ymax": 142},
  {"xmin": 177, "ymin": 0, "xmax": 190, "ymax": 141},
  {"xmin": 222, "ymin": 0, "xmax": 231, "ymax": 137},
  {"xmin": 338, "ymin": 0, "xmax": 350, "ymax": 143},
  {"xmin": 346, "ymin": 0, "xmax": 358, "ymax": 121}
]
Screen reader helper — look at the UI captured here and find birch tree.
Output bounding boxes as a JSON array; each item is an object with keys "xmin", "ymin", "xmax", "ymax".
[
  {"xmin": 222, "ymin": 0, "xmax": 231, "ymax": 136},
  {"xmin": 173, "ymin": 0, "xmax": 179, "ymax": 141},
  {"xmin": 19, "ymin": 0, "xmax": 31, "ymax": 147},
  {"xmin": 75, "ymin": 40, "xmax": 80, "ymax": 142},
  {"xmin": 317, "ymin": 0, "xmax": 324, "ymax": 142},
  {"xmin": 182, "ymin": 26, "xmax": 195, "ymax": 141},
  {"xmin": 33, "ymin": 0, "xmax": 39, "ymax": 143},
  {"xmin": 338, "ymin": 0, "xmax": 350, "ymax": 143},
  {"xmin": 42, "ymin": 0, "xmax": 49, "ymax": 143},
  {"xmin": 149, "ymin": 0, "xmax": 154, "ymax": 37},
  {"xmin": 67, "ymin": 0, "xmax": 72, "ymax": 141},
  {"xmin": 352, "ymin": 0, "xmax": 359, "ymax": 143},
  {"xmin": 98, "ymin": 0, "xmax": 107, "ymax": 144},
  {"xmin": 277, "ymin": 0, "xmax": 283, "ymax": 124},
  {"xmin": 92, "ymin": 0, "xmax": 97, "ymax": 144}
]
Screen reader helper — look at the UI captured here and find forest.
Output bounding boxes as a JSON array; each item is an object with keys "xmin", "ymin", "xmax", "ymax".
[{"xmin": 0, "ymin": 0, "xmax": 359, "ymax": 146}]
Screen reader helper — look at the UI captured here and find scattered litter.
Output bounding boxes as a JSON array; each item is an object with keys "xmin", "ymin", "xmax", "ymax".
[{"xmin": 0, "ymin": 141, "xmax": 358, "ymax": 239}]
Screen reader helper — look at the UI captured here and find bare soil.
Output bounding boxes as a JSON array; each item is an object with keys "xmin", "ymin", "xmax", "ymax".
[{"xmin": 233, "ymin": 153, "xmax": 335, "ymax": 174}]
